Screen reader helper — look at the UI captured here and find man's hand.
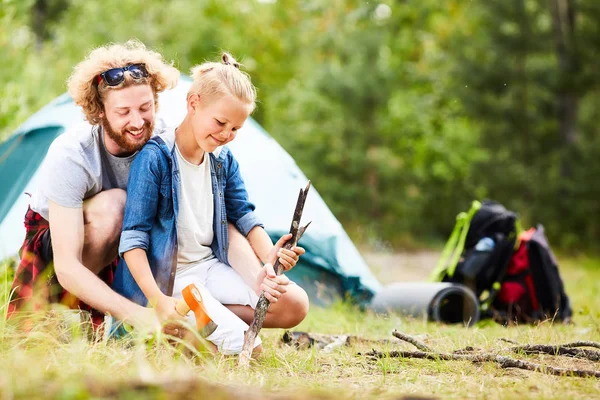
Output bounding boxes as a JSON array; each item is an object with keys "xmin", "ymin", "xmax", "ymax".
[
  {"xmin": 121, "ymin": 304, "xmax": 186, "ymax": 338},
  {"xmin": 254, "ymin": 263, "xmax": 291, "ymax": 303},
  {"xmin": 266, "ymin": 233, "xmax": 306, "ymax": 272},
  {"xmin": 125, "ymin": 307, "xmax": 160, "ymax": 332}
]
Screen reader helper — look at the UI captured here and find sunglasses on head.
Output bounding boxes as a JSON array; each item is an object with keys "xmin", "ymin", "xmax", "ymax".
[{"xmin": 96, "ymin": 64, "xmax": 149, "ymax": 86}]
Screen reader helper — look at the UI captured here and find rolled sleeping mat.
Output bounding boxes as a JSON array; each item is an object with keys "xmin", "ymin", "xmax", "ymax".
[{"xmin": 369, "ymin": 282, "xmax": 480, "ymax": 326}]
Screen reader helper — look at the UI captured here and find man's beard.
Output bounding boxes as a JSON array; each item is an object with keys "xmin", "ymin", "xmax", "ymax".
[{"xmin": 102, "ymin": 115, "xmax": 154, "ymax": 154}]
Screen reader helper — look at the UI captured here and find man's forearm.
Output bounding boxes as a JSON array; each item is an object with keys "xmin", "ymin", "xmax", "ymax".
[{"xmin": 55, "ymin": 260, "xmax": 147, "ymax": 325}]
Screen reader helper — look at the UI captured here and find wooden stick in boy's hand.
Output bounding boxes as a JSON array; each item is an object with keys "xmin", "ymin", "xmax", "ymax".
[{"xmin": 239, "ymin": 181, "xmax": 312, "ymax": 367}]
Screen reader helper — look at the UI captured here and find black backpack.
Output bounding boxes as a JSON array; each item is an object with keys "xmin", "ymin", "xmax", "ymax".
[{"xmin": 431, "ymin": 200, "xmax": 572, "ymax": 324}]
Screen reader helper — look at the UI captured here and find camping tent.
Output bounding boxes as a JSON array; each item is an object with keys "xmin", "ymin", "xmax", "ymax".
[{"xmin": 0, "ymin": 76, "xmax": 381, "ymax": 305}]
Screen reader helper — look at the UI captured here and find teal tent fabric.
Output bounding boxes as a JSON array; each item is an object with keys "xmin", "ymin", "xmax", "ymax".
[
  {"xmin": 0, "ymin": 127, "xmax": 63, "ymax": 224},
  {"xmin": 268, "ymin": 232, "xmax": 375, "ymax": 305}
]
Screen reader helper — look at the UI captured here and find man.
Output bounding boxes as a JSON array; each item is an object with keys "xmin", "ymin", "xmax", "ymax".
[
  {"xmin": 8, "ymin": 40, "xmax": 308, "ymax": 334},
  {"xmin": 8, "ymin": 40, "xmax": 180, "ymax": 329}
]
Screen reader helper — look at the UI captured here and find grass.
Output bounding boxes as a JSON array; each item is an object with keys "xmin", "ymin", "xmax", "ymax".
[{"xmin": 1, "ymin": 254, "xmax": 599, "ymax": 399}]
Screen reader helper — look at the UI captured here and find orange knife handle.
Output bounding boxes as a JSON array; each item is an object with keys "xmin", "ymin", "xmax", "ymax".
[{"xmin": 181, "ymin": 284, "xmax": 214, "ymax": 330}]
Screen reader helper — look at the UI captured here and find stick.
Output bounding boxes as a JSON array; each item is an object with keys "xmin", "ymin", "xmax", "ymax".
[
  {"xmin": 239, "ymin": 181, "xmax": 311, "ymax": 367},
  {"xmin": 361, "ymin": 331, "xmax": 600, "ymax": 378},
  {"xmin": 562, "ymin": 341, "xmax": 600, "ymax": 350},
  {"xmin": 363, "ymin": 349, "xmax": 600, "ymax": 378},
  {"xmin": 499, "ymin": 338, "xmax": 521, "ymax": 345},
  {"xmin": 509, "ymin": 344, "xmax": 600, "ymax": 362},
  {"xmin": 281, "ymin": 330, "xmax": 403, "ymax": 350},
  {"xmin": 392, "ymin": 330, "xmax": 434, "ymax": 352}
]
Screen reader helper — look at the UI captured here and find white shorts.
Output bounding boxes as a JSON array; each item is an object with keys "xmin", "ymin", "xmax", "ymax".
[{"xmin": 173, "ymin": 258, "xmax": 261, "ymax": 355}]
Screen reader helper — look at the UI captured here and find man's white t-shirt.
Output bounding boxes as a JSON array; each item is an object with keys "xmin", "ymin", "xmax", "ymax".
[{"xmin": 175, "ymin": 145, "xmax": 215, "ymax": 273}]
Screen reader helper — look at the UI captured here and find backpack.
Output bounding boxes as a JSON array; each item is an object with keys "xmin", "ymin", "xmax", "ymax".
[
  {"xmin": 492, "ymin": 225, "xmax": 572, "ymax": 323},
  {"xmin": 430, "ymin": 200, "xmax": 572, "ymax": 324}
]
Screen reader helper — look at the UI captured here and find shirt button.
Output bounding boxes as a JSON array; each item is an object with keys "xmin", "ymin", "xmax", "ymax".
[
  {"xmin": 217, "ymin": 164, "xmax": 222, "ymax": 169},
  {"xmin": 222, "ymin": 246, "xmax": 227, "ymax": 251},
  {"xmin": 219, "ymin": 192, "xmax": 223, "ymax": 197},
  {"xmin": 221, "ymin": 220, "xmax": 226, "ymax": 224}
]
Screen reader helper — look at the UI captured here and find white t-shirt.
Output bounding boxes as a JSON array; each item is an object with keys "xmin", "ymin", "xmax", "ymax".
[
  {"xmin": 175, "ymin": 144, "xmax": 215, "ymax": 273},
  {"xmin": 29, "ymin": 123, "xmax": 136, "ymax": 220}
]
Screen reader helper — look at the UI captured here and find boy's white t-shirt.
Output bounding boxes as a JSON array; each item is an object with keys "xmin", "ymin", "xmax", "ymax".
[{"xmin": 175, "ymin": 145, "xmax": 215, "ymax": 273}]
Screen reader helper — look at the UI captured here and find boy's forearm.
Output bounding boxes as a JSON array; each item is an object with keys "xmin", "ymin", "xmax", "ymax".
[
  {"xmin": 246, "ymin": 226, "xmax": 274, "ymax": 264},
  {"xmin": 123, "ymin": 248, "xmax": 164, "ymax": 303},
  {"xmin": 226, "ymin": 225, "xmax": 269, "ymax": 291}
]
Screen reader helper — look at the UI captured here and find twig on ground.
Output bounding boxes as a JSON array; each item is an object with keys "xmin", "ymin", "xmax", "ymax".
[
  {"xmin": 239, "ymin": 181, "xmax": 312, "ymax": 367},
  {"xmin": 453, "ymin": 346, "xmax": 478, "ymax": 354},
  {"xmin": 509, "ymin": 344, "xmax": 600, "ymax": 362},
  {"xmin": 360, "ymin": 331, "xmax": 600, "ymax": 378},
  {"xmin": 392, "ymin": 330, "xmax": 434, "ymax": 352},
  {"xmin": 499, "ymin": 338, "xmax": 521, "ymax": 345},
  {"xmin": 562, "ymin": 341, "xmax": 600, "ymax": 350},
  {"xmin": 363, "ymin": 349, "xmax": 600, "ymax": 378},
  {"xmin": 281, "ymin": 330, "xmax": 404, "ymax": 350}
]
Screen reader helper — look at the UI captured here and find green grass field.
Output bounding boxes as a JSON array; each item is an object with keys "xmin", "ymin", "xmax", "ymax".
[{"xmin": 1, "ymin": 253, "xmax": 599, "ymax": 399}]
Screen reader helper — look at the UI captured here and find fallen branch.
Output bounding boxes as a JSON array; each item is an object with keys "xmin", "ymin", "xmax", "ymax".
[
  {"xmin": 392, "ymin": 330, "xmax": 433, "ymax": 352},
  {"xmin": 281, "ymin": 330, "xmax": 404, "ymax": 351},
  {"xmin": 562, "ymin": 341, "xmax": 600, "ymax": 350},
  {"xmin": 509, "ymin": 344, "xmax": 600, "ymax": 362},
  {"xmin": 239, "ymin": 182, "xmax": 311, "ymax": 367},
  {"xmin": 499, "ymin": 338, "xmax": 521, "ymax": 345},
  {"xmin": 361, "ymin": 331, "xmax": 600, "ymax": 378},
  {"xmin": 363, "ymin": 349, "xmax": 600, "ymax": 378}
]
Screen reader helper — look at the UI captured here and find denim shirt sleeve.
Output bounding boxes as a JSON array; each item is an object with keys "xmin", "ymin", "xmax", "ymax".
[
  {"xmin": 118, "ymin": 144, "xmax": 165, "ymax": 257},
  {"xmin": 224, "ymin": 151, "xmax": 263, "ymax": 236}
]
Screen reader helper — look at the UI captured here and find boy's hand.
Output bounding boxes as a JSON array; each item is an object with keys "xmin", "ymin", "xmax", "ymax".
[
  {"xmin": 255, "ymin": 263, "xmax": 291, "ymax": 303},
  {"xmin": 155, "ymin": 295, "xmax": 187, "ymax": 337},
  {"xmin": 267, "ymin": 233, "xmax": 306, "ymax": 272}
]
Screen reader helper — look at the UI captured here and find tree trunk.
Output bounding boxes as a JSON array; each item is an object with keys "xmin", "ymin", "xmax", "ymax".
[
  {"xmin": 549, "ymin": 0, "xmax": 579, "ymax": 179},
  {"xmin": 517, "ymin": 0, "xmax": 531, "ymax": 168}
]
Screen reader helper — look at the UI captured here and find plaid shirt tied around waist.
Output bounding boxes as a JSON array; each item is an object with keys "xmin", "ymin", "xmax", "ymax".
[{"xmin": 8, "ymin": 207, "xmax": 116, "ymax": 327}]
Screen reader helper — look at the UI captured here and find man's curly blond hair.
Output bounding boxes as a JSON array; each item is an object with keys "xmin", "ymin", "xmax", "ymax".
[{"xmin": 67, "ymin": 40, "xmax": 180, "ymax": 125}]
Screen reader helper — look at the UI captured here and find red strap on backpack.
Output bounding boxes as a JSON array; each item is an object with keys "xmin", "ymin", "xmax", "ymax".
[{"xmin": 497, "ymin": 228, "xmax": 540, "ymax": 311}]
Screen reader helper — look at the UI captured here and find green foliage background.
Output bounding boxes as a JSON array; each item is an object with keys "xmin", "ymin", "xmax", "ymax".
[{"xmin": 1, "ymin": 0, "xmax": 598, "ymax": 251}]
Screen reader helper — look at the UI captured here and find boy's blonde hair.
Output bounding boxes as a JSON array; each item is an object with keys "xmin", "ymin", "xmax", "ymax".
[
  {"xmin": 67, "ymin": 40, "xmax": 180, "ymax": 124},
  {"xmin": 188, "ymin": 53, "xmax": 256, "ymax": 112}
]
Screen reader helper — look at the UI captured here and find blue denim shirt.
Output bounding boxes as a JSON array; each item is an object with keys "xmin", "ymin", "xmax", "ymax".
[{"xmin": 111, "ymin": 128, "xmax": 263, "ymax": 306}]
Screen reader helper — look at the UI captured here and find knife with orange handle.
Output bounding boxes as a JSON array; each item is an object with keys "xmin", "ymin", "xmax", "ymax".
[{"xmin": 175, "ymin": 283, "xmax": 218, "ymax": 337}]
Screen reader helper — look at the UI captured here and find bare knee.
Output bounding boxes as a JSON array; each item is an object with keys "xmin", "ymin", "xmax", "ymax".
[
  {"xmin": 252, "ymin": 344, "xmax": 263, "ymax": 358},
  {"xmin": 82, "ymin": 189, "xmax": 126, "ymax": 267},
  {"xmin": 83, "ymin": 189, "xmax": 126, "ymax": 239},
  {"xmin": 276, "ymin": 285, "xmax": 310, "ymax": 329}
]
